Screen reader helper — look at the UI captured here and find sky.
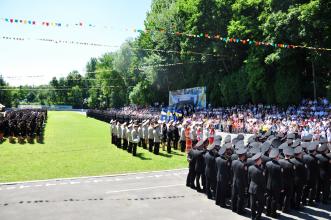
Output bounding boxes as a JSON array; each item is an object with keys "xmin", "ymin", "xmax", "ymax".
[{"xmin": 0, "ymin": 0, "xmax": 152, "ymax": 86}]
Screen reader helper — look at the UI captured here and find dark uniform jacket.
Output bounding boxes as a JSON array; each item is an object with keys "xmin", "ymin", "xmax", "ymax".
[
  {"xmin": 290, "ymin": 157, "xmax": 307, "ymax": 186},
  {"xmin": 173, "ymin": 126, "xmax": 179, "ymax": 141},
  {"xmin": 248, "ymin": 164, "xmax": 266, "ymax": 195},
  {"xmin": 278, "ymin": 158, "xmax": 295, "ymax": 189},
  {"xmin": 303, "ymin": 154, "xmax": 319, "ymax": 184},
  {"xmin": 167, "ymin": 127, "xmax": 174, "ymax": 140},
  {"xmin": 216, "ymin": 156, "xmax": 231, "ymax": 183},
  {"xmin": 327, "ymin": 153, "xmax": 331, "ymax": 177},
  {"xmin": 316, "ymin": 153, "xmax": 330, "ymax": 181},
  {"xmin": 195, "ymin": 150, "xmax": 206, "ymax": 174},
  {"xmin": 204, "ymin": 150, "xmax": 217, "ymax": 180},
  {"xmin": 162, "ymin": 125, "xmax": 167, "ymax": 141},
  {"xmin": 187, "ymin": 149, "xmax": 199, "ymax": 171},
  {"xmin": 231, "ymin": 159, "xmax": 248, "ymax": 189},
  {"xmin": 265, "ymin": 160, "xmax": 282, "ymax": 191}
]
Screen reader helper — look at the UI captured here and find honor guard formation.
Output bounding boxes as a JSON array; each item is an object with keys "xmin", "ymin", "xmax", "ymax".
[
  {"xmin": 0, "ymin": 109, "xmax": 47, "ymax": 144},
  {"xmin": 109, "ymin": 119, "xmax": 181, "ymax": 156},
  {"xmin": 186, "ymin": 131, "xmax": 331, "ymax": 220}
]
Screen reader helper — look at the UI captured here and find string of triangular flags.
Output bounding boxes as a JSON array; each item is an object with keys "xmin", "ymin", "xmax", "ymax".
[
  {"xmin": 1, "ymin": 17, "xmax": 331, "ymax": 52},
  {"xmin": 0, "ymin": 35, "xmax": 224, "ymax": 57}
]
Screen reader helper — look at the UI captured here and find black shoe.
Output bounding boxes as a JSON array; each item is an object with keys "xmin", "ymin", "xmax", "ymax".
[
  {"xmin": 220, "ymin": 204, "xmax": 227, "ymax": 208},
  {"xmin": 308, "ymin": 201, "xmax": 316, "ymax": 206},
  {"xmin": 271, "ymin": 213, "xmax": 280, "ymax": 218},
  {"xmin": 282, "ymin": 209, "xmax": 290, "ymax": 214}
]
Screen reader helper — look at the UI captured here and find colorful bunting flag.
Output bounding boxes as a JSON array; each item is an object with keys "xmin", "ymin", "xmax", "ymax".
[{"xmin": 1, "ymin": 16, "xmax": 331, "ymax": 52}]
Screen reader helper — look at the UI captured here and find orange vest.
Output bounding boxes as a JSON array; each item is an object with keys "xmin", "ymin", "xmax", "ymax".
[{"xmin": 185, "ymin": 128, "xmax": 192, "ymax": 152}]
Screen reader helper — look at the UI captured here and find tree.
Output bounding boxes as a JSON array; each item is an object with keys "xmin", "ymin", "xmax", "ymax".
[{"xmin": 0, "ymin": 75, "xmax": 11, "ymax": 107}]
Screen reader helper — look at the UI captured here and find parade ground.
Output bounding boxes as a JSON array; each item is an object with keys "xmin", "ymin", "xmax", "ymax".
[
  {"xmin": 0, "ymin": 169, "xmax": 329, "ymax": 220},
  {"xmin": 0, "ymin": 111, "xmax": 186, "ymax": 183}
]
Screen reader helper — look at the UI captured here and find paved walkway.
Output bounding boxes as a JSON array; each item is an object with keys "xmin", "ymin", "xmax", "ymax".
[{"xmin": 0, "ymin": 169, "xmax": 330, "ymax": 220}]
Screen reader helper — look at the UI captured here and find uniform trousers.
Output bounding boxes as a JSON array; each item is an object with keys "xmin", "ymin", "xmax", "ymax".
[
  {"xmin": 180, "ymin": 140, "xmax": 185, "ymax": 152},
  {"xmin": 317, "ymin": 179, "xmax": 330, "ymax": 203},
  {"xmin": 250, "ymin": 193, "xmax": 264, "ymax": 220},
  {"xmin": 215, "ymin": 180, "xmax": 228, "ymax": 207},
  {"xmin": 166, "ymin": 138, "xmax": 172, "ymax": 153},
  {"xmin": 142, "ymin": 138, "xmax": 147, "ymax": 149},
  {"xmin": 281, "ymin": 186, "xmax": 293, "ymax": 212},
  {"xmin": 154, "ymin": 142, "xmax": 160, "ymax": 155},
  {"xmin": 128, "ymin": 142, "xmax": 133, "ymax": 153},
  {"xmin": 302, "ymin": 181, "xmax": 317, "ymax": 204},
  {"xmin": 266, "ymin": 189, "xmax": 280, "ymax": 217},
  {"xmin": 293, "ymin": 184, "xmax": 303, "ymax": 209},
  {"xmin": 148, "ymin": 139, "xmax": 154, "ymax": 152},
  {"xmin": 205, "ymin": 176, "xmax": 216, "ymax": 199},
  {"xmin": 232, "ymin": 184, "xmax": 245, "ymax": 214},
  {"xmin": 195, "ymin": 172, "xmax": 205, "ymax": 191},
  {"xmin": 111, "ymin": 134, "xmax": 114, "ymax": 144},
  {"xmin": 132, "ymin": 143, "xmax": 137, "ymax": 156},
  {"xmin": 123, "ymin": 139, "xmax": 128, "ymax": 150},
  {"xmin": 186, "ymin": 164, "xmax": 196, "ymax": 188},
  {"xmin": 173, "ymin": 140, "xmax": 178, "ymax": 150}
]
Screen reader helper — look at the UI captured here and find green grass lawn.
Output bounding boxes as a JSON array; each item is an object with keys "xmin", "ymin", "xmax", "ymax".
[{"xmin": 0, "ymin": 111, "xmax": 187, "ymax": 183}]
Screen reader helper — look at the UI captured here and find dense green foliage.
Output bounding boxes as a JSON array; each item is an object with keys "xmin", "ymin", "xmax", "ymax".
[
  {"xmin": 0, "ymin": 76, "xmax": 12, "ymax": 107},
  {"xmin": 1, "ymin": 0, "xmax": 330, "ymax": 108}
]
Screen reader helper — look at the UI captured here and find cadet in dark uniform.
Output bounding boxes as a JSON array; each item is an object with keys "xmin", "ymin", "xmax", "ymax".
[
  {"xmin": 302, "ymin": 141, "xmax": 319, "ymax": 206},
  {"xmin": 316, "ymin": 140, "xmax": 330, "ymax": 204},
  {"xmin": 161, "ymin": 122, "xmax": 167, "ymax": 151},
  {"xmin": 148, "ymin": 122, "xmax": 154, "ymax": 152},
  {"xmin": 166, "ymin": 122, "xmax": 174, "ymax": 153},
  {"xmin": 265, "ymin": 148, "xmax": 282, "ymax": 218},
  {"xmin": 290, "ymin": 145, "xmax": 307, "ymax": 209},
  {"xmin": 278, "ymin": 146, "xmax": 295, "ymax": 213},
  {"xmin": 186, "ymin": 142, "xmax": 200, "ymax": 189},
  {"xmin": 204, "ymin": 142, "xmax": 218, "ymax": 199},
  {"xmin": 231, "ymin": 147, "xmax": 248, "ymax": 215},
  {"xmin": 195, "ymin": 138, "xmax": 207, "ymax": 192},
  {"xmin": 327, "ymin": 149, "xmax": 331, "ymax": 202},
  {"xmin": 248, "ymin": 152, "xmax": 266, "ymax": 220},
  {"xmin": 173, "ymin": 122, "xmax": 180, "ymax": 150},
  {"xmin": 215, "ymin": 144, "xmax": 232, "ymax": 208}
]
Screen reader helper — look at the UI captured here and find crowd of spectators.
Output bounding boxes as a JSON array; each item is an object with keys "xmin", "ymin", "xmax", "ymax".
[{"xmin": 89, "ymin": 98, "xmax": 330, "ymax": 141}]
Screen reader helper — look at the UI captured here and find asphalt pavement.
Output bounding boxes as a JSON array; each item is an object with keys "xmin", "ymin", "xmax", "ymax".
[{"xmin": 0, "ymin": 169, "xmax": 330, "ymax": 220}]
